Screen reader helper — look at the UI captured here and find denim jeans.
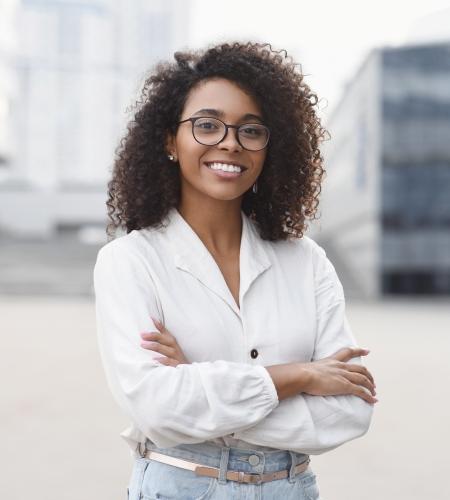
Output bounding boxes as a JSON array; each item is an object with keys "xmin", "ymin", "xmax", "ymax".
[{"xmin": 127, "ymin": 440, "xmax": 322, "ymax": 499}]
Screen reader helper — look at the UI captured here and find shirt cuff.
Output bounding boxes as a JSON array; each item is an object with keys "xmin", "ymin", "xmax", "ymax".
[{"xmin": 255, "ymin": 365, "xmax": 280, "ymax": 409}]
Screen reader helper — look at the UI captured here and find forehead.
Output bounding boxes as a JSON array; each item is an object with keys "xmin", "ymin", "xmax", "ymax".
[{"xmin": 182, "ymin": 78, "xmax": 262, "ymax": 117}]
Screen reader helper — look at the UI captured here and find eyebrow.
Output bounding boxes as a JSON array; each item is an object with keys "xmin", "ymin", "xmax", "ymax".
[{"xmin": 191, "ymin": 108, "xmax": 264, "ymax": 122}]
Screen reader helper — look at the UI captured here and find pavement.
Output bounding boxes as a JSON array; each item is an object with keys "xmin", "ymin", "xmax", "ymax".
[{"xmin": 1, "ymin": 296, "xmax": 449, "ymax": 500}]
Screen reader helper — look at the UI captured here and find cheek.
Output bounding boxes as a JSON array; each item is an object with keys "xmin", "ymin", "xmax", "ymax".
[
  {"xmin": 177, "ymin": 136, "xmax": 207, "ymax": 166},
  {"xmin": 253, "ymin": 151, "xmax": 267, "ymax": 172}
]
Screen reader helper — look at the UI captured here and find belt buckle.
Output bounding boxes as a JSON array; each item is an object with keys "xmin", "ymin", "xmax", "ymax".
[
  {"xmin": 136, "ymin": 441, "xmax": 148, "ymax": 458},
  {"xmin": 246, "ymin": 472, "xmax": 263, "ymax": 485}
]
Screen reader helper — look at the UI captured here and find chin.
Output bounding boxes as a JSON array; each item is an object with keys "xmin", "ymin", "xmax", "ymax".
[{"xmin": 199, "ymin": 188, "xmax": 246, "ymax": 202}]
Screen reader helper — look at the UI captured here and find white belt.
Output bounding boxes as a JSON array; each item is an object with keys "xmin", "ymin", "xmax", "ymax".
[{"xmin": 140, "ymin": 449, "xmax": 311, "ymax": 485}]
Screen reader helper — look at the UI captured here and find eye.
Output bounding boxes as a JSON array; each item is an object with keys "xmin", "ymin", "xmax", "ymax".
[
  {"xmin": 194, "ymin": 118, "xmax": 221, "ymax": 131},
  {"xmin": 240, "ymin": 125, "xmax": 265, "ymax": 137}
]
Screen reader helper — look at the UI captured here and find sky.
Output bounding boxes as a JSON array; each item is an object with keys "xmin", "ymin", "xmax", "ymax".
[{"xmin": 186, "ymin": 0, "xmax": 450, "ymax": 122}]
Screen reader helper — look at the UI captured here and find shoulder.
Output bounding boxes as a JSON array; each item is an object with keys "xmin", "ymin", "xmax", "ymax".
[
  {"xmin": 291, "ymin": 233, "xmax": 322, "ymax": 254},
  {"xmin": 277, "ymin": 232, "xmax": 327, "ymax": 263},
  {"xmin": 300, "ymin": 235, "xmax": 330, "ymax": 269},
  {"xmin": 269, "ymin": 233, "xmax": 345, "ymax": 302},
  {"xmin": 298, "ymin": 236, "xmax": 345, "ymax": 299},
  {"xmin": 93, "ymin": 228, "xmax": 166, "ymax": 295},
  {"xmin": 278, "ymin": 233, "xmax": 338, "ymax": 284},
  {"xmin": 95, "ymin": 226, "xmax": 164, "ymax": 270},
  {"xmin": 96, "ymin": 230, "xmax": 142, "ymax": 260}
]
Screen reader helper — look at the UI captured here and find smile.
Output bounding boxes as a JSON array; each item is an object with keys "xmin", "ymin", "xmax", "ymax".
[
  {"xmin": 203, "ymin": 162, "xmax": 247, "ymax": 179},
  {"xmin": 204, "ymin": 161, "xmax": 247, "ymax": 174}
]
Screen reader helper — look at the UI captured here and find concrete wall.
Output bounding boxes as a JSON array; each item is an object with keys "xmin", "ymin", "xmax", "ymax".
[
  {"xmin": 309, "ymin": 49, "xmax": 382, "ymax": 299},
  {"xmin": 0, "ymin": 186, "xmax": 108, "ymax": 238}
]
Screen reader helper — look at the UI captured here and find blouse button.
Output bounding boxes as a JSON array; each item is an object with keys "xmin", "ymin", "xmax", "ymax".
[{"xmin": 250, "ymin": 349, "xmax": 258, "ymax": 359}]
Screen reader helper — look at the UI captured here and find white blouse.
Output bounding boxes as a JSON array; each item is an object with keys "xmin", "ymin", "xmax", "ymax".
[{"xmin": 93, "ymin": 206, "xmax": 373, "ymax": 457}]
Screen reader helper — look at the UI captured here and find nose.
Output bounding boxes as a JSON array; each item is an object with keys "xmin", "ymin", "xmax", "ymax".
[{"xmin": 217, "ymin": 127, "xmax": 243, "ymax": 152}]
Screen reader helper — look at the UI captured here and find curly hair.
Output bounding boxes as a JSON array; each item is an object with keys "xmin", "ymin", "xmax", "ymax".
[{"xmin": 106, "ymin": 41, "xmax": 329, "ymax": 241}]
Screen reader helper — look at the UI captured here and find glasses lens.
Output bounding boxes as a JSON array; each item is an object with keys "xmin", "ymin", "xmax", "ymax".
[
  {"xmin": 238, "ymin": 124, "xmax": 269, "ymax": 151},
  {"xmin": 193, "ymin": 118, "xmax": 225, "ymax": 145}
]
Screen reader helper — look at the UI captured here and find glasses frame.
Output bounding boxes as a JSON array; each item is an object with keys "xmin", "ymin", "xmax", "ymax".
[{"xmin": 177, "ymin": 116, "xmax": 270, "ymax": 152}]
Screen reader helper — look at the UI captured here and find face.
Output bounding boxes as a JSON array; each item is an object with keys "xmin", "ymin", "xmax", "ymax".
[{"xmin": 166, "ymin": 78, "xmax": 268, "ymax": 207}]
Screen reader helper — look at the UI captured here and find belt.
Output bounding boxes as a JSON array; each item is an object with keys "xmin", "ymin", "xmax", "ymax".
[{"xmin": 141, "ymin": 449, "xmax": 311, "ymax": 485}]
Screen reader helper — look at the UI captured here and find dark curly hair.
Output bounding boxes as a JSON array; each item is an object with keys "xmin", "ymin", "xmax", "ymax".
[{"xmin": 106, "ymin": 41, "xmax": 329, "ymax": 241}]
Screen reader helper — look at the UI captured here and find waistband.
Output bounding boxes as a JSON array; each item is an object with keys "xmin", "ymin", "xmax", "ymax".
[{"xmin": 136, "ymin": 440, "xmax": 311, "ymax": 484}]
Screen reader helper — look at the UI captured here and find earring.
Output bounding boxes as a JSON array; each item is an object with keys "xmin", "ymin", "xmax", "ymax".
[
  {"xmin": 252, "ymin": 181, "xmax": 258, "ymax": 194},
  {"xmin": 167, "ymin": 153, "xmax": 176, "ymax": 161}
]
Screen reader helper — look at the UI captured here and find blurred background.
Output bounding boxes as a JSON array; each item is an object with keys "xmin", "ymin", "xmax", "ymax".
[{"xmin": 1, "ymin": 1, "xmax": 449, "ymax": 499}]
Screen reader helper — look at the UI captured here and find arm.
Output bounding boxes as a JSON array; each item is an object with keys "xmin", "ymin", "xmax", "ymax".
[
  {"xmin": 230, "ymin": 241, "xmax": 375, "ymax": 455},
  {"xmin": 93, "ymin": 240, "xmax": 279, "ymax": 449}
]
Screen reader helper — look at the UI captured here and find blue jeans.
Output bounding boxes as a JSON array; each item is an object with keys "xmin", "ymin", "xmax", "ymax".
[{"xmin": 127, "ymin": 440, "xmax": 322, "ymax": 499}]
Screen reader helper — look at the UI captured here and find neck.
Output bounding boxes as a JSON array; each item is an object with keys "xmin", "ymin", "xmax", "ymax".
[{"xmin": 177, "ymin": 199, "xmax": 243, "ymax": 256}]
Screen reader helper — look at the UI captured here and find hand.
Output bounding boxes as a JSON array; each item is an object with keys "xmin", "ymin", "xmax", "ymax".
[
  {"xmin": 299, "ymin": 347, "xmax": 378, "ymax": 404},
  {"xmin": 140, "ymin": 316, "xmax": 190, "ymax": 367}
]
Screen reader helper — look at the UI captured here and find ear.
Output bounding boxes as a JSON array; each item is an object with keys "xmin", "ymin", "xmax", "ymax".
[{"xmin": 165, "ymin": 133, "xmax": 177, "ymax": 157}]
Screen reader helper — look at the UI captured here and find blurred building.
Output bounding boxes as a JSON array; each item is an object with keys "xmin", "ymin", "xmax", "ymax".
[
  {"xmin": 0, "ymin": 0, "xmax": 190, "ymax": 238},
  {"xmin": 0, "ymin": 0, "xmax": 19, "ymax": 182},
  {"xmin": 309, "ymin": 41, "xmax": 450, "ymax": 297}
]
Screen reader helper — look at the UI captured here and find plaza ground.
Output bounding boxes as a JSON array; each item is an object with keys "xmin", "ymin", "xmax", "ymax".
[{"xmin": 1, "ymin": 296, "xmax": 449, "ymax": 499}]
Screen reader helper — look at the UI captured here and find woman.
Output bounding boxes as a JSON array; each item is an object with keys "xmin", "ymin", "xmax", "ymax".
[{"xmin": 93, "ymin": 41, "xmax": 377, "ymax": 500}]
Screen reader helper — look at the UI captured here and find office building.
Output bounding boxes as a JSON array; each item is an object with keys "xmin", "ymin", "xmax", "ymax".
[{"xmin": 309, "ymin": 41, "xmax": 450, "ymax": 297}]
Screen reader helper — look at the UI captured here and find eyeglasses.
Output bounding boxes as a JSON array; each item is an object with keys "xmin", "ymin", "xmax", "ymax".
[{"xmin": 178, "ymin": 116, "xmax": 270, "ymax": 151}]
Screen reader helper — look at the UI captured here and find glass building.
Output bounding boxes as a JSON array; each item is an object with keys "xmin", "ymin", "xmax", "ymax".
[
  {"xmin": 309, "ymin": 41, "xmax": 450, "ymax": 297},
  {"xmin": 381, "ymin": 44, "xmax": 450, "ymax": 295},
  {"xmin": 0, "ymin": 0, "xmax": 191, "ymax": 237}
]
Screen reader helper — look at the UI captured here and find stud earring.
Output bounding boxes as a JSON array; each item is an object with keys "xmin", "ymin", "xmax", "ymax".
[
  {"xmin": 252, "ymin": 181, "xmax": 258, "ymax": 194},
  {"xmin": 167, "ymin": 153, "xmax": 176, "ymax": 161}
]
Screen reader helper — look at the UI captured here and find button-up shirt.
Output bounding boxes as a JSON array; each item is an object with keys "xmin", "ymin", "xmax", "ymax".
[{"xmin": 93, "ymin": 207, "xmax": 373, "ymax": 457}]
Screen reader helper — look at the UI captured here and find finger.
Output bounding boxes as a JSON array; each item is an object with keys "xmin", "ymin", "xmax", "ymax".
[
  {"xmin": 351, "ymin": 384, "xmax": 378, "ymax": 405},
  {"xmin": 331, "ymin": 347, "xmax": 370, "ymax": 362},
  {"xmin": 343, "ymin": 372, "xmax": 376, "ymax": 396},
  {"xmin": 330, "ymin": 347, "xmax": 353, "ymax": 361},
  {"xmin": 151, "ymin": 316, "xmax": 168, "ymax": 334},
  {"xmin": 154, "ymin": 356, "xmax": 178, "ymax": 367},
  {"xmin": 140, "ymin": 341, "xmax": 176, "ymax": 358},
  {"xmin": 149, "ymin": 316, "xmax": 161, "ymax": 331},
  {"xmin": 345, "ymin": 363, "xmax": 375, "ymax": 386},
  {"xmin": 140, "ymin": 331, "xmax": 174, "ymax": 346}
]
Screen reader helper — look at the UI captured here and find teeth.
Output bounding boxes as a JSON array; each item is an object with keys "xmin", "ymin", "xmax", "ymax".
[{"xmin": 207, "ymin": 162, "xmax": 243, "ymax": 173}]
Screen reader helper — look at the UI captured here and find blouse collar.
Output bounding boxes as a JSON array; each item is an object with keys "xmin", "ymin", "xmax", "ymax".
[{"xmin": 162, "ymin": 207, "xmax": 272, "ymax": 318}]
